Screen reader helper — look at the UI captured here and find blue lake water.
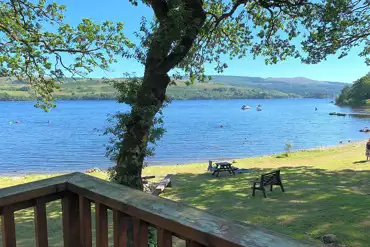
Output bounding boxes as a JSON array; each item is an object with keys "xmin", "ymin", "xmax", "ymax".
[{"xmin": 0, "ymin": 99, "xmax": 369, "ymax": 174}]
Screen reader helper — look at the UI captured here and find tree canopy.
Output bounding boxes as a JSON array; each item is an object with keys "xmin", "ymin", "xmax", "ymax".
[
  {"xmin": 0, "ymin": 0, "xmax": 132, "ymax": 109},
  {"xmin": 302, "ymin": 0, "xmax": 370, "ymax": 65},
  {"xmin": 131, "ymin": 0, "xmax": 370, "ymax": 81},
  {"xmin": 336, "ymin": 73, "xmax": 370, "ymax": 106}
]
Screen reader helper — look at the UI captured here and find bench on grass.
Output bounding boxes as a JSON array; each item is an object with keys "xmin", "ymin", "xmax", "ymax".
[
  {"xmin": 152, "ymin": 174, "xmax": 173, "ymax": 196},
  {"xmin": 250, "ymin": 170, "xmax": 285, "ymax": 198}
]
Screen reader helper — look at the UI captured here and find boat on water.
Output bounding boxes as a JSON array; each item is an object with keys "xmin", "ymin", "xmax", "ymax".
[
  {"xmin": 241, "ymin": 105, "xmax": 251, "ymax": 110},
  {"xmin": 256, "ymin": 104, "xmax": 262, "ymax": 111}
]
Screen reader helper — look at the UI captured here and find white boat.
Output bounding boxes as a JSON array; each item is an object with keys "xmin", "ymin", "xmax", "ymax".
[
  {"xmin": 241, "ymin": 105, "xmax": 251, "ymax": 110},
  {"xmin": 256, "ymin": 105, "xmax": 262, "ymax": 111}
]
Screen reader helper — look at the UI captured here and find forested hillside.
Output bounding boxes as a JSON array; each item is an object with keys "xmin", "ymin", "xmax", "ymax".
[{"xmin": 336, "ymin": 73, "xmax": 370, "ymax": 106}]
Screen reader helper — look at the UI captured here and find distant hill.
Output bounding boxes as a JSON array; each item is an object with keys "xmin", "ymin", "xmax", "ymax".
[
  {"xmin": 207, "ymin": 75, "xmax": 348, "ymax": 98},
  {"xmin": 0, "ymin": 78, "xmax": 296, "ymax": 101},
  {"xmin": 265, "ymin": 77, "xmax": 319, "ymax": 84},
  {"xmin": 0, "ymin": 75, "xmax": 347, "ymax": 101}
]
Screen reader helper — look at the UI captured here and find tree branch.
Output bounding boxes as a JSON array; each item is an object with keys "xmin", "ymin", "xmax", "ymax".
[
  {"xmin": 0, "ymin": 23, "xmax": 101, "ymax": 54},
  {"xmin": 156, "ymin": 0, "xmax": 206, "ymax": 73},
  {"xmin": 214, "ymin": 0, "xmax": 248, "ymax": 27},
  {"xmin": 150, "ymin": 0, "xmax": 169, "ymax": 22}
]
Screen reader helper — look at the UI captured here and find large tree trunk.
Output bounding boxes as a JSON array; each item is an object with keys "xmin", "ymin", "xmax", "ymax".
[
  {"xmin": 114, "ymin": 72, "xmax": 170, "ymax": 190},
  {"xmin": 113, "ymin": 0, "xmax": 206, "ymax": 190}
]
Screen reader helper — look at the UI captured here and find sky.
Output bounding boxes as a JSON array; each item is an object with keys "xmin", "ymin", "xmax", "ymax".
[{"xmin": 56, "ymin": 0, "xmax": 369, "ymax": 83}]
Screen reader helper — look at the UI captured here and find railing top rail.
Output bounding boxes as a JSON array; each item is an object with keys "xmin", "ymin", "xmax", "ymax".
[
  {"xmin": 0, "ymin": 172, "xmax": 316, "ymax": 247},
  {"xmin": 0, "ymin": 173, "xmax": 73, "ymax": 207}
]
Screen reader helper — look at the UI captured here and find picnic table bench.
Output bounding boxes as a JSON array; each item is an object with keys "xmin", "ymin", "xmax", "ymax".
[
  {"xmin": 152, "ymin": 174, "xmax": 173, "ymax": 196},
  {"xmin": 250, "ymin": 169, "xmax": 285, "ymax": 198},
  {"xmin": 141, "ymin": 175, "xmax": 155, "ymax": 184},
  {"xmin": 211, "ymin": 161, "xmax": 235, "ymax": 177}
]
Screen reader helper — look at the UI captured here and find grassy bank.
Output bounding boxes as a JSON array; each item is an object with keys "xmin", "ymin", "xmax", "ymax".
[{"xmin": 1, "ymin": 142, "xmax": 369, "ymax": 246}]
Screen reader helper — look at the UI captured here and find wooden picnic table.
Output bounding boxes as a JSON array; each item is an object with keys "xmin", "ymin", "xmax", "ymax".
[{"xmin": 212, "ymin": 162, "xmax": 235, "ymax": 177}]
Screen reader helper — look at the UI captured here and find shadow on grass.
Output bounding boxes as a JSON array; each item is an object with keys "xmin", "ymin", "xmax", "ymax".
[
  {"xmin": 164, "ymin": 166, "xmax": 370, "ymax": 247},
  {"xmin": 353, "ymin": 160, "xmax": 368, "ymax": 164},
  {"xmin": 275, "ymin": 154, "xmax": 288, "ymax": 159}
]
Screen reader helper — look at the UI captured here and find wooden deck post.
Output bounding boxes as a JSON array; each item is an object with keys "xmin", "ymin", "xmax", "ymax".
[
  {"xmin": 1, "ymin": 206, "xmax": 16, "ymax": 247},
  {"xmin": 79, "ymin": 196, "xmax": 92, "ymax": 247},
  {"xmin": 34, "ymin": 199, "xmax": 48, "ymax": 247},
  {"xmin": 113, "ymin": 211, "xmax": 129, "ymax": 247},
  {"xmin": 96, "ymin": 202, "xmax": 108, "ymax": 247},
  {"xmin": 133, "ymin": 217, "xmax": 148, "ymax": 247},
  {"xmin": 157, "ymin": 228, "xmax": 172, "ymax": 247},
  {"xmin": 62, "ymin": 192, "xmax": 81, "ymax": 247}
]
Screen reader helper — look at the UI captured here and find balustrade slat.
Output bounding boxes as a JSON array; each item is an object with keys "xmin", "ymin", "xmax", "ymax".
[
  {"xmin": 1, "ymin": 206, "xmax": 16, "ymax": 247},
  {"xmin": 113, "ymin": 211, "xmax": 129, "ymax": 247},
  {"xmin": 34, "ymin": 199, "xmax": 48, "ymax": 247},
  {"xmin": 157, "ymin": 228, "xmax": 172, "ymax": 247},
  {"xmin": 96, "ymin": 202, "xmax": 108, "ymax": 247},
  {"xmin": 133, "ymin": 218, "xmax": 148, "ymax": 247},
  {"xmin": 186, "ymin": 240, "xmax": 205, "ymax": 247},
  {"xmin": 62, "ymin": 192, "xmax": 80, "ymax": 247},
  {"xmin": 79, "ymin": 196, "xmax": 92, "ymax": 247}
]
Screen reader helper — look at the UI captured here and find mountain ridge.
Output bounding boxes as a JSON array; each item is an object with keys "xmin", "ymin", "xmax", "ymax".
[
  {"xmin": 206, "ymin": 75, "xmax": 347, "ymax": 97},
  {"xmin": 208, "ymin": 75, "xmax": 347, "ymax": 84},
  {"xmin": 0, "ymin": 75, "xmax": 347, "ymax": 100}
]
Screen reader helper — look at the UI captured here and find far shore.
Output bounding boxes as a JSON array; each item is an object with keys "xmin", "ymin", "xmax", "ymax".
[{"xmin": 0, "ymin": 96, "xmax": 332, "ymax": 102}]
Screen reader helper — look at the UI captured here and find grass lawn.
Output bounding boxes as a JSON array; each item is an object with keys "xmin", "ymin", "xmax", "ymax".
[{"xmin": 1, "ymin": 142, "xmax": 370, "ymax": 246}]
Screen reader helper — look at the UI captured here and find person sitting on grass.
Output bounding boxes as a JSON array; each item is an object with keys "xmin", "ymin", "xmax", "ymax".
[{"xmin": 366, "ymin": 139, "xmax": 370, "ymax": 161}]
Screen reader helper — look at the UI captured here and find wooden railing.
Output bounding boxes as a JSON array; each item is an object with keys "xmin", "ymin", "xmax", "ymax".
[{"xmin": 0, "ymin": 172, "xmax": 315, "ymax": 247}]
